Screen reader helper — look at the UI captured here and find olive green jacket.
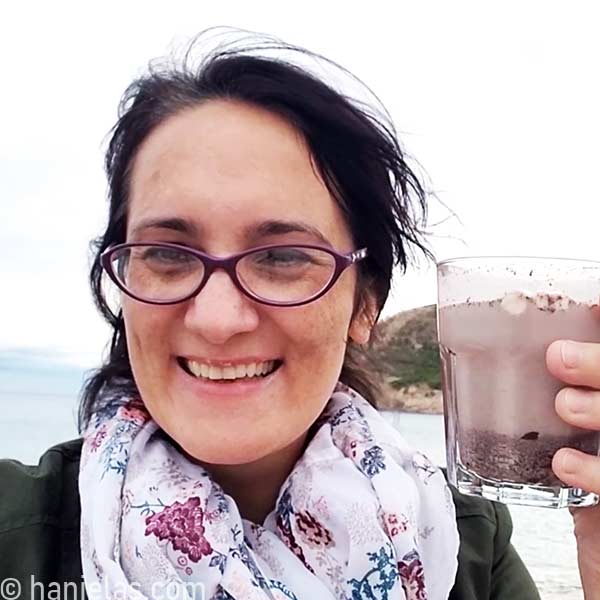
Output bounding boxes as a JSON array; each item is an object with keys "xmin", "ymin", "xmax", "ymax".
[{"xmin": 0, "ymin": 439, "xmax": 540, "ymax": 599}]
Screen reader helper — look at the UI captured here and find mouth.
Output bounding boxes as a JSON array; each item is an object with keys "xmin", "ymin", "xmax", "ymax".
[{"xmin": 177, "ymin": 357, "xmax": 283, "ymax": 383}]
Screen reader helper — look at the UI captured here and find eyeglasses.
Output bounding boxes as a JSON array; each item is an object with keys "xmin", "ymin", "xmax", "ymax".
[{"xmin": 101, "ymin": 242, "xmax": 368, "ymax": 307}]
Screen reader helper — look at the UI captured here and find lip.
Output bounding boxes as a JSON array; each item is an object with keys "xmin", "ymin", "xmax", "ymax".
[{"xmin": 175, "ymin": 356, "xmax": 282, "ymax": 400}]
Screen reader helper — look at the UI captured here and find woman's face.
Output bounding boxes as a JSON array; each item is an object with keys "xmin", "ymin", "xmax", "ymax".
[{"xmin": 123, "ymin": 100, "xmax": 371, "ymax": 465}]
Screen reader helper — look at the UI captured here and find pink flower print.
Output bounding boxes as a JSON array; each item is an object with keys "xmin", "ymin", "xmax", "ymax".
[
  {"xmin": 145, "ymin": 497, "xmax": 212, "ymax": 562},
  {"xmin": 342, "ymin": 437, "xmax": 359, "ymax": 458},
  {"xmin": 118, "ymin": 405, "xmax": 148, "ymax": 425},
  {"xmin": 398, "ymin": 551, "xmax": 426, "ymax": 600},
  {"xmin": 122, "ymin": 489, "xmax": 135, "ymax": 516},
  {"xmin": 384, "ymin": 512, "xmax": 409, "ymax": 537},
  {"xmin": 295, "ymin": 511, "xmax": 335, "ymax": 549},
  {"xmin": 89, "ymin": 426, "xmax": 108, "ymax": 452},
  {"xmin": 313, "ymin": 496, "xmax": 330, "ymax": 519}
]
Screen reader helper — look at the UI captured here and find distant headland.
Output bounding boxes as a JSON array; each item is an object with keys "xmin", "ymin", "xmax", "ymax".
[{"xmin": 368, "ymin": 305, "xmax": 443, "ymax": 414}]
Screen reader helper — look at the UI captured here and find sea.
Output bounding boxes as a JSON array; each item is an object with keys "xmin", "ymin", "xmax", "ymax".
[{"xmin": 0, "ymin": 353, "xmax": 583, "ymax": 599}]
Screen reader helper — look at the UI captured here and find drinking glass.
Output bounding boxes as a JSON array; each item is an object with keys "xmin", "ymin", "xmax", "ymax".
[{"xmin": 438, "ymin": 256, "xmax": 600, "ymax": 508}]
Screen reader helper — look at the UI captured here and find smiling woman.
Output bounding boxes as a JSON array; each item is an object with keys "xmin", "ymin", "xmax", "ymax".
[
  {"xmin": 0, "ymin": 32, "xmax": 542, "ymax": 600},
  {"xmin": 107, "ymin": 98, "xmax": 376, "ymax": 477}
]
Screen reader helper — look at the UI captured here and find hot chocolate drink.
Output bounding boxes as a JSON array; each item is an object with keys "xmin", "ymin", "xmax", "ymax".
[{"xmin": 439, "ymin": 292, "xmax": 600, "ymax": 487}]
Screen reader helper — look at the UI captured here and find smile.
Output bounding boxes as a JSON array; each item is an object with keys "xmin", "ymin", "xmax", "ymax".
[{"xmin": 178, "ymin": 358, "xmax": 282, "ymax": 382}]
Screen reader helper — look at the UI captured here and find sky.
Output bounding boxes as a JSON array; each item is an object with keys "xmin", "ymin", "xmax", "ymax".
[{"xmin": 1, "ymin": 1, "xmax": 598, "ymax": 367}]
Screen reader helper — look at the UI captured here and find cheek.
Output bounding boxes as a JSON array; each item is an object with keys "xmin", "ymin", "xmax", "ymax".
[
  {"xmin": 281, "ymin": 286, "xmax": 355, "ymax": 374},
  {"xmin": 122, "ymin": 301, "xmax": 174, "ymax": 372}
]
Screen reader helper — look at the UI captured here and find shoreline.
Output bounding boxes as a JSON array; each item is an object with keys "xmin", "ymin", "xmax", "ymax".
[{"xmin": 376, "ymin": 384, "xmax": 444, "ymax": 415}]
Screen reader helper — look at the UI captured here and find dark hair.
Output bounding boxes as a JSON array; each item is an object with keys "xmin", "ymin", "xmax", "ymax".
[{"xmin": 78, "ymin": 31, "xmax": 432, "ymax": 432}]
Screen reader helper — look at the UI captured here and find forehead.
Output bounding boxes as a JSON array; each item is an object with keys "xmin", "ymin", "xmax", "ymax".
[{"xmin": 127, "ymin": 100, "xmax": 352, "ymax": 247}]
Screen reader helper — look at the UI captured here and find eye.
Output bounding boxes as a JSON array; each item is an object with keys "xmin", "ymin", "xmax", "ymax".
[
  {"xmin": 252, "ymin": 247, "xmax": 314, "ymax": 267},
  {"xmin": 140, "ymin": 246, "xmax": 194, "ymax": 265}
]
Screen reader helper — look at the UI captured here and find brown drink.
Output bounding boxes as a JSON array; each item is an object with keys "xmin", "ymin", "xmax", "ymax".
[{"xmin": 438, "ymin": 258, "xmax": 600, "ymax": 508}]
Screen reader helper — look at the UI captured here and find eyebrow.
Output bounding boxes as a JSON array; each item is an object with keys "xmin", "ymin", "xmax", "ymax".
[
  {"xmin": 249, "ymin": 220, "xmax": 332, "ymax": 246},
  {"xmin": 129, "ymin": 216, "xmax": 331, "ymax": 246},
  {"xmin": 129, "ymin": 217, "xmax": 198, "ymax": 238}
]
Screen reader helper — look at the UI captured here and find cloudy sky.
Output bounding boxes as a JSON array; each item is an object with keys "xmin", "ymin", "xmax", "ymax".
[{"xmin": 1, "ymin": 1, "xmax": 598, "ymax": 366}]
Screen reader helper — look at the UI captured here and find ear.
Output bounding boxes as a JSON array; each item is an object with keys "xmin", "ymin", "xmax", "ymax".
[{"xmin": 348, "ymin": 293, "xmax": 377, "ymax": 345}]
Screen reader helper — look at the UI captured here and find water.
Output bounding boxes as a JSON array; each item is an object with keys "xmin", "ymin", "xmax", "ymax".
[
  {"xmin": 0, "ymin": 358, "xmax": 582, "ymax": 599},
  {"xmin": 0, "ymin": 351, "xmax": 83, "ymax": 461}
]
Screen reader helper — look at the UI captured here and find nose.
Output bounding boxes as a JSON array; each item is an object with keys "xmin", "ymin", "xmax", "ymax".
[{"xmin": 183, "ymin": 269, "xmax": 260, "ymax": 344}]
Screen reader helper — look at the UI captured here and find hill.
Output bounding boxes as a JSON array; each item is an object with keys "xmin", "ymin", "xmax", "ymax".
[{"xmin": 367, "ymin": 305, "xmax": 443, "ymax": 413}]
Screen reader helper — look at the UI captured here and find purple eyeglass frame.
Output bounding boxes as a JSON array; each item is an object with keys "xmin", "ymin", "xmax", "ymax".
[{"xmin": 101, "ymin": 242, "xmax": 368, "ymax": 307}]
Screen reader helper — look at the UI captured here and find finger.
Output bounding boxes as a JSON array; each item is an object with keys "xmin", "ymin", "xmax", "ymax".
[
  {"xmin": 556, "ymin": 387, "xmax": 600, "ymax": 430},
  {"xmin": 553, "ymin": 448, "xmax": 600, "ymax": 494},
  {"xmin": 546, "ymin": 340, "xmax": 600, "ymax": 389}
]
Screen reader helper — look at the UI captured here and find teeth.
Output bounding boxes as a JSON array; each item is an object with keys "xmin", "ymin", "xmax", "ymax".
[
  {"xmin": 184, "ymin": 359, "xmax": 277, "ymax": 381},
  {"xmin": 222, "ymin": 366, "xmax": 236, "ymax": 380},
  {"xmin": 188, "ymin": 362, "xmax": 202, "ymax": 378}
]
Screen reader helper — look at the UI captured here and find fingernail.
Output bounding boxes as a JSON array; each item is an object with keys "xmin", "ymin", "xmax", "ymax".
[
  {"xmin": 561, "ymin": 341, "xmax": 581, "ymax": 368},
  {"xmin": 564, "ymin": 389, "xmax": 592, "ymax": 413},
  {"xmin": 561, "ymin": 450, "xmax": 581, "ymax": 474}
]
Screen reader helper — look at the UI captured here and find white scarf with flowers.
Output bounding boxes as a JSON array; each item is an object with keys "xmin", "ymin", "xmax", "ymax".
[{"xmin": 79, "ymin": 383, "xmax": 459, "ymax": 600}]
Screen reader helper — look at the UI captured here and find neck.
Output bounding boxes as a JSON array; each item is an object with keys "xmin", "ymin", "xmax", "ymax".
[{"xmin": 204, "ymin": 433, "xmax": 309, "ymax": 524}]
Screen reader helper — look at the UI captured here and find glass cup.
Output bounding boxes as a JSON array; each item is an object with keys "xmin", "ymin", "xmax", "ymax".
[{"xmin": 437, "ymin": 256, "xmax": 600, "ymax": 508}]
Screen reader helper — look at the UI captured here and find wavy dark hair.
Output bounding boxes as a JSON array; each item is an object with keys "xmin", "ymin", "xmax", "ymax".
[{"xmin": 78, "ymin": 31, "xmax": 433, "ymax": 432}]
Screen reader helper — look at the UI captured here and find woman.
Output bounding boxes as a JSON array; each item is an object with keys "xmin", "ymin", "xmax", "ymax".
[{"xmin": 1, "ymin": 33, "xmax": 599, "ymax": 599}]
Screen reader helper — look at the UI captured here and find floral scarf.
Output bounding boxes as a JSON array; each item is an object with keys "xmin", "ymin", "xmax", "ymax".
[{"xmin": 79, "ymin": 383, "xmax": 459, "ymax": 599}]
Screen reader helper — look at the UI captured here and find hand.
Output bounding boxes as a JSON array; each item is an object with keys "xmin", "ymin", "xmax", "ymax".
[{"xmin": 547, "ymin": 340, "xmax": 600, "ymax": 600}]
